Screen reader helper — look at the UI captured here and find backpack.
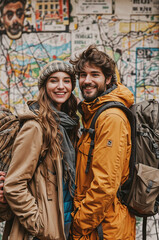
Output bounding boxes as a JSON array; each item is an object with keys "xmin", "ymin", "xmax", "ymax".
[
  {"xmin": 83, "ymin": 99, "xmax": 159, "ymax": 240},
  {"xmin": 0, "ymin": 107, "xmax": 43, "ymax": 173},
  {"xmin": 0, "ymin": 107, "xmax": 20, "ymax": 172}
]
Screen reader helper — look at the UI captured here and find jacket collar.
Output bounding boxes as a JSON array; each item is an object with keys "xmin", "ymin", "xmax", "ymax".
[{"xmin": 78, "ymin": 82, "xmax": 134, "ymax": 122}]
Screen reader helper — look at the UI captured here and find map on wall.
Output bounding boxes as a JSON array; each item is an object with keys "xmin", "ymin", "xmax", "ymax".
[
  {"xmin": 0, "ymin": 32, "xmax": 71, "ymax": 112},
  {"xmin": 71, "ymin": 14, "xmax": 159, "ymax": 102},
  {"xmin": 136, "ymin": 47, "xmax": 159, "ymax": 101}
]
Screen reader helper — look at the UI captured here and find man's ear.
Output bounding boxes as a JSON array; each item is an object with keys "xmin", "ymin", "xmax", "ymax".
[
  {"xmin": 0, "ymin": 17, "xmax": 4, "ymax": 24},
  {"xmin": 106, "ymin": 76, "xmax": 111, "ymax": 85}
]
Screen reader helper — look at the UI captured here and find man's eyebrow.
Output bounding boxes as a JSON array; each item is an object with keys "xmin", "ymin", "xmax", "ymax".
[
  {"xmin": 17, "ymin": 8, "xmax": 24, "ymax": 12},
  {"xmin": 5, "ymin": 10, "xmax": 13, "ymax": 14},
  {"xmin": 91, "ymin": 71, "xmax": 100, "ymax": 73},
  {"xmin": 80, "ymin": 71, "xmax": 100, "ymax": 73},
  {"xmin": 5, "ymin": 8, "xmax": 23, "ymax": 13}
]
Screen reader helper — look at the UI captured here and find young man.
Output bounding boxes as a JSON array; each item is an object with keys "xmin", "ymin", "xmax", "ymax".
[
  {"xmin": 70, "ymin": 45, "xmax": 136, "ymax": 239},
  {"xmin": 0, "ymin": 0, "xmax": 26, "ymax": 39}
]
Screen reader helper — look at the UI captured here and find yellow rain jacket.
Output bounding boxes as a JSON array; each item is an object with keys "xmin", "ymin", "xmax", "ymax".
[{"xmin": 72, "ymin": 83, "xmax": 136, "ymax": 240}]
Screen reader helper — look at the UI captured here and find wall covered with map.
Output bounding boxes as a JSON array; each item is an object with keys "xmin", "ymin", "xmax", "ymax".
[{"xmin": 0, "ymin": 0, "xmax": 158, "ymax": 112}]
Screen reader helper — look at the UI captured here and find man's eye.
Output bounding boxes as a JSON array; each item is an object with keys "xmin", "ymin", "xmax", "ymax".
[
  {"xmin": 16, "ymin": 9, "xmax": 24, "ymax": 18},
  {"xmin": 6, "ymin": 11, "xmax": 13, "ymax": 20},
  {"xmin": 93, "ymin": 74, "xmax": 99, "ymax": 77},
  {"xmin": 80, "ymin": 74, "xmax": 86, "ymax": 77}
]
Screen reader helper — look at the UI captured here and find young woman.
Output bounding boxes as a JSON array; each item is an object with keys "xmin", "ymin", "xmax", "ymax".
[{"xmin": 0, "ymin": 60, "xmax": 79, "ymax": 240}]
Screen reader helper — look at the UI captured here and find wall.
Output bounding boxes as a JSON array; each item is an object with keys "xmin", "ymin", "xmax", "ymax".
[
  {"xmin": 0, "ymin": 0, "xmax": 159, "ymax": 112},
  {"xmin": 0, "ymin": 0, "xmax": 159, "ymax": 239}
]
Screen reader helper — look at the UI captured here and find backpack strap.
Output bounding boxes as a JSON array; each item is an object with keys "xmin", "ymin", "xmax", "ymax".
[
  {"xmin": 85, "ymin": 102, "xmax": 122, "ymax": 173},
  {"xmin": 97, "ymin": 223, "xmax": 103, "ymax": 240},
  {"xmin": 143, "ymin": 217, "xmax": 147, "ymax": 240},
  {"xmin": 84, "ymin": 101, "xmax": 136, "ymax": 183}
]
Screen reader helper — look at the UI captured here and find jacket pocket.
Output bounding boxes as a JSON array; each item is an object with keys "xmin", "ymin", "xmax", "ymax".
[
  {"xmin": 77, "ymin": 142, "xmax": 93, "ymax": 190},
  {"xmin": 36, "ymin": 166, "xmax": 62, "ymax": 239},
  {"xmin": 129, "ymin": 163, "xmax": 159, "ymax": 216},
  {"xmin": 40, "ymin": 168, "xmax": 57, "ymax": 201}
]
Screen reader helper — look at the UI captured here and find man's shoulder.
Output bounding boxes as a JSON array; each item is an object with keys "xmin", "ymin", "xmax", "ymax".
[{"xmin": 95, "ymin": 106, "xmax": 128, "ymax": 123}]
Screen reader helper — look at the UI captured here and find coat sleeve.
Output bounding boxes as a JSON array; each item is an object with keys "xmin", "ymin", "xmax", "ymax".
[
  {"xmin": 0, "ymin": 202, "xmax": 14, "ymax": 222},
  {"xmin": 73, "ymin": 110, "xmax": 130, "ymax": 235},
  {"xmin": 3, "ymin": 120, "xmax": 43, "ymax": 236}
]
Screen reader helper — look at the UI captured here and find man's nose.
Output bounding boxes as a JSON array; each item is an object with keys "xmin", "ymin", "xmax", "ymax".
[
  {"xmin": 12, "ymin": 14, "xmax": 18, "ymax": 23},
  {"xmin": 84, "ymin": 75, "xmax": 91, "ymax": 83}
]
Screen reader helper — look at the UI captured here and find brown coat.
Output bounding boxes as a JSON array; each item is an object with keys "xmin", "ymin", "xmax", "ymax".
[
  {"xmin": 72, "ymin": 83, "xmax": 136, "ymax": 240},
  {"xmin": 2, "ymin": 108, "xmax": 66, "ymax": 240}
]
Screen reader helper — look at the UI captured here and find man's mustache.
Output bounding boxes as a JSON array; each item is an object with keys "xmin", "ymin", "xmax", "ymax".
[
  {"xmin": 82, "ymin": 83, "xmax": 97, "ymax": 89},
  {"xmin": 9, "ymin": 23, "xmax": 23, "ymax": 32}
]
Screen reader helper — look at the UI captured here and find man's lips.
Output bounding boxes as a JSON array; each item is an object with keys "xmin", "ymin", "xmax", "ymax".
[{"xmin": 83, "ymin": 86, "xmax": 96, "ymax": 92}]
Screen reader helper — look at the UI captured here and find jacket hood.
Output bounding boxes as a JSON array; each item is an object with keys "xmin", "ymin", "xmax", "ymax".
[
  {"xmin": 17, "ymin": 101, "xmax": 38, "ymax": 121},
  {"xmin": 79, "ymin": 82, "xmax": 134, "ymax": 121}
]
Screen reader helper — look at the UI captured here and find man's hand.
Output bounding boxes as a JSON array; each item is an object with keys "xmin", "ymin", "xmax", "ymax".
[{"xmin": 0, "ymin": 171, "xmax": 7, "ymax": 203}]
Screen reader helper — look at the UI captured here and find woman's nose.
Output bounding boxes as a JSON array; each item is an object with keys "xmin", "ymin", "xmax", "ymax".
[{"xmin": 57, "ymin": 80, "xmax": 64, "ymax": 88}]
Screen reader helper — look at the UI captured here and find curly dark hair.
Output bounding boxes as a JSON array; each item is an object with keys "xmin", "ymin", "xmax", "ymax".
[
  {"xmin": 1, "ymin": 0, "xmax": 26, "ymax": 13},
  {"xmin": 70, "ymin": 44, "xmax": 117, "ymax": 88}
]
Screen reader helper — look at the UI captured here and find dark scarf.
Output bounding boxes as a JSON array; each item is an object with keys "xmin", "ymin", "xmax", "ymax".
[{"xmin": 50, "ymin": 103, "xmax": 78, "ymax": 191}]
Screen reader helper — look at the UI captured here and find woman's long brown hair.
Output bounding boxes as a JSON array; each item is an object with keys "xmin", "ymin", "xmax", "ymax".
[
  {"xmin": 37, "ymin": 87, "xmax": 62, "ymax": 161},
  {"xmin": 37, "ymin": 85, "xmax": 79, "ymax": 196}
]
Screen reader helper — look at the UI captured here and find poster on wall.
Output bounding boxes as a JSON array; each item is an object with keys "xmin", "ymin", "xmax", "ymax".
[
  {"xmin": 33, "ymin": 0, "xmax": 69, "ymax": 31},
  {"xmin": 0, "ymin": 0, "xmax": 69, "ymax": 39},
  {"xmin": 77, "ymin": 0, "xmax": 112, "ymax": 14},
  {"xmin": 115, "ymin": 0, "xmax": 159, "ymax": 15}
]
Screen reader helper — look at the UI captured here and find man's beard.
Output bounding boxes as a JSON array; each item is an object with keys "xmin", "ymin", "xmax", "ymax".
[
  {"xmin": 7, "ymin": 23, "xmax": 23, "ymax": 39},
  {"xmin": 81, "ymin": 84, "xmax": 106, "ymax": 102}
]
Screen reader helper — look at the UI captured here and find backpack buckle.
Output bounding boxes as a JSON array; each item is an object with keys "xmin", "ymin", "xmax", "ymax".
[
  {"xmin": 146, "ymin": 180, "xmax": 153, "ymax": 193},
  {"xmin": 88, "ymin": 128, "xmax": 95, "ymax": 136}
]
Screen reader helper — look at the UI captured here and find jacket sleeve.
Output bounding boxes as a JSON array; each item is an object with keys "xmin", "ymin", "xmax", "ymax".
[
  {"xmin": 0, "ymin": 202, "xmax": 14, "ymax": 222},
  {"xmin": 4, "ymin": 120, "xmax": 43, "ymax": 236},
  {"xmin": 73, "ymin": 110, "xmax": 130, "ymax": 235}
]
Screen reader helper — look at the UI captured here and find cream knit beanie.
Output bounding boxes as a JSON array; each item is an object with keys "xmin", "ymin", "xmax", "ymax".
[{"xmin": 38, "ymin": 60, "xmax": 76, "ymax": 90}]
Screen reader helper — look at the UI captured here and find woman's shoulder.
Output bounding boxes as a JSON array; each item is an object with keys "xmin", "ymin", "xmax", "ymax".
[
  {"xmin": 17, "ymin": 102, "xmax": 40, "ymax": 122},
  {"xmin": 16, "ymin": 104, "xmax": 42, "ymax": 135}
]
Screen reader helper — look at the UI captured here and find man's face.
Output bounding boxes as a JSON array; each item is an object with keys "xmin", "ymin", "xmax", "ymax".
[
  {"xmin": 2, "ymin": 1, "xmax": 25, "ymax": 39},
  {"xmin": 79, "ymin": 62, "xmax": 111, "ymax": 102}
]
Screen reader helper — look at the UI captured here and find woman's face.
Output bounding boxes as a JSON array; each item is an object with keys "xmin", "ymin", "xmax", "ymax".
[{"xmin": 46, "ymin": 71, "xmax": 72, "ymax": 110}]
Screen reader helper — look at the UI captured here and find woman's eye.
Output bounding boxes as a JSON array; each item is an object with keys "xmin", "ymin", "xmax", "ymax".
[
  {"xmin": 64, "ymin": 80, "xmax": 71, "ymax": 83},
  {"xmin": 50, "ymin": 79, "xmax": 57, "ymax": 83}
]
